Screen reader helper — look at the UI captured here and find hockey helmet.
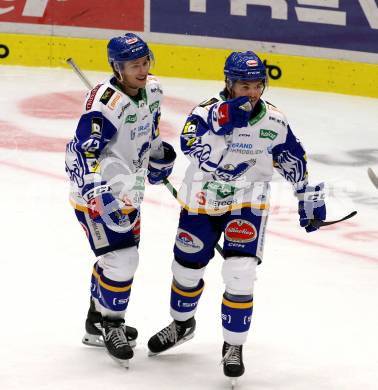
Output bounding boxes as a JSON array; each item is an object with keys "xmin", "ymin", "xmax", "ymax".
[
  {"xmin": 107, "ymin": 33, "xmax": 151, "ymax": 64},
  {"xmin": 224, "ymin": 51, "xmax": 266, "ymax": 83}
]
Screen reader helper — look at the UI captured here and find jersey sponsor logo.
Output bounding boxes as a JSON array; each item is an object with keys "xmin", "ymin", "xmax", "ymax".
[
  {"xmin": 149, "ymin": 100, "xmax": 159, "ymax": 113},
  {"xmin": 100, "ymin": 87, "xmax": 115, "ymax": 105},
  {"xmin": 260, "ymin": 129, "xmax": 278, "ymax": 140},
  {"xmin": 117, "ymin": 102, "xmax": 131, "ymax": 119},
  {"xmin": 203, "ymin": 181, "xmax": 237, "ymax": 199},
  {"xmin": 91, "ymin": 117, "xmax": 103, "ymax": 138},
  {"xmin": 86, "ymin": 84, "xmax": 102, "ymax": 111},
  {"xmin": 175, "ymin": 229, "xmax": 204, "ymax": 253},
  {"xmin": 125, "ymin": 114, "xmax": 137, "ymax": 123},
  {"xmin": 225, "ymin": 220, "xmax": 257, "ymax": 243},
  {"xmin": 268, "ymin": 115, "xmax": 286, "ymax": 127},
  {"xmin": 108, "ymin": 92, "xmax": 122, "ymax": 110}
]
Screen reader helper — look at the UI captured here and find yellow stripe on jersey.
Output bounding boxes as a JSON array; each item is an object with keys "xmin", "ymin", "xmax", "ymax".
[
  {"xmin": 177, "ymin": 198, "xmax": 269, "ymax": 215},
  {"xmin": 172, "ymin": 283, "xmax": 204, "ymax": 298},
  {"xmin": 69, "ymin": 198, "xmax": 136, "ymax": 215},
  {"xmin": 222, "ymin": 298, "xmax": 253, "ymax": 309},
  {"xmin": 92, "ymin": 268, "xmax": 132, "ymax": 293}
]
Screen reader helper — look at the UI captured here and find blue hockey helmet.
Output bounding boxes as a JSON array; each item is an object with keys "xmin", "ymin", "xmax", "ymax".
[
  {"xmin": 224, "ymin": 51, "xmax": 266, "ymax": 82},
  {"xmin": 107, "ymin": 33, "xmax": 151, "ymax": 64}
]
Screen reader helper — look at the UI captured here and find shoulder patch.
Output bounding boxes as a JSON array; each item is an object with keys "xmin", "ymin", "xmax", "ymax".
[
  {"xmin": 86, "ymin": 84, "xmax": 103, "ymax": 111},
  {"xmin": 100, "ymin": 87, "xmax": 116, "ymax": 105}
]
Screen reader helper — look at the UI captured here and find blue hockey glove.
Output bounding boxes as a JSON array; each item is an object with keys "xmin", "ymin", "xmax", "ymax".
[
  {"xmin": 208, "ymin": 96, "xmax": 251, "ymax": 135},
  {"xmin": 296, "ymin": 183, "xmax": 326, "ymax": 233},
  {"xmin": 148, "ymin": 141, "xmax": 176, "ymax": 185},
  {"xmin": 82, "ymin": 183, "xmax": 128, "ymax": 226}
]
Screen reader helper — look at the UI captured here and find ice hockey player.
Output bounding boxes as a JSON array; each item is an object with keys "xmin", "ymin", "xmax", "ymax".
[
  {"xmin": 147, "ymin": 51, "xmax": 326, "ymax": 384},
  {"xmin": 65, "ymin": 32, "xmax": 176, "ymax": 367}
]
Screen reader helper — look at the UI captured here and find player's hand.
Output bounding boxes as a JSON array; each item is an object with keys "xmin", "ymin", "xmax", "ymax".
[
  {"xmin": 296, "ymin": 183, "xmax": 326, "ymax": 232},
  {"xmin": 148, "ymin": 141, "xmax": 176, "ymax": 184},
  {"xmin": 83, "ymin": 184, "xmax": 127, "ymax": 226},
  {"xmin": 208, "ymin": 96, "xmax": 251, "ymax": 135}
]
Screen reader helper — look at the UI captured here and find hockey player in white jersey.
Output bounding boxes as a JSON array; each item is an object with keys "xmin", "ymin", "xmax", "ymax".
[
  {"xmin": 65, "ymin": 33, "xmax": 176, "ymax": 367},
  {"xmin": 147, "ymin": 51, "xmax": 326, "ymax": 383}
]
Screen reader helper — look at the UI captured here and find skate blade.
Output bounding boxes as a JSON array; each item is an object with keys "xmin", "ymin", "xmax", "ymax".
[
  {"xmin": 82, "ymin": 333, "xmax": 136, "ymax": 349},
  {"xmin": 148, "ymin": 332, "xmax": 195, "ymax": 357},
  {"xmin": 108, "ymin": 354, "xmax": 130, "ymax": 369},
  {"xmin": 82, "ymin": 333, "xmax": 104, "ymax": 347},
  {"xmin": 229, "ymin": 378, "xmax": 238, "ymax": 389}
]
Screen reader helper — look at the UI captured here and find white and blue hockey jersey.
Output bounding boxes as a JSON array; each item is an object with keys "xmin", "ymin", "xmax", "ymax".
[
  {"xmin": 65, "ymin": 75, "xmax": 164, "ymax": 214},
  {"xmin": 178, "ymin": 93, "xmax": 308, "ymax": 215}
]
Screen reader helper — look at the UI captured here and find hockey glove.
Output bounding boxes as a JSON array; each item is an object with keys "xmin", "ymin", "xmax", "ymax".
[
  {"xmin": 82, "ymin": 183, "xmax": 127, "ymax": 226},
  {"xmin": 148, "ymin": 141, "xmax": 177, "ymax": 185},
  {"xmin": 208, "ymin": 96, "xmax": 251, "ymax": 135},
  {"xmin": 296, "ymin": 183, "xmax": 326, "ymax": 233}
]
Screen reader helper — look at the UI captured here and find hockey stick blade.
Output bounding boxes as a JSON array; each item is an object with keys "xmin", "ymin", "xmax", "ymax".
[
  {"xmin": 367, "ymin": 168, "xmax": 378, "ymax": 189},
  {"xmin": 310, "ymin": 211, "xmax": 357, "ymax": 229}
]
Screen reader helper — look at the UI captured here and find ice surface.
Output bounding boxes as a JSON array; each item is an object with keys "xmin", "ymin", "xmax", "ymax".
[{"xmin": 0, "ymin": 66, "xmax": 377, "ymax": 390}]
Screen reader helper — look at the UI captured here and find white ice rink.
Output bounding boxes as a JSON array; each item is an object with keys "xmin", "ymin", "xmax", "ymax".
[{"xmin": 0, "ymin": 66, "xmax": 377, "ymax": 390}]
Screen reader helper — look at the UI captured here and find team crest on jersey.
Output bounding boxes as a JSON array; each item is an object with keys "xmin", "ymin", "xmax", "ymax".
[{"xmin": 100, "ymin": 87, "xmax": 115, "ymax": 105}]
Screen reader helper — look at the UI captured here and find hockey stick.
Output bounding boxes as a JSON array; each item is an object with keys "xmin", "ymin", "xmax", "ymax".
[
  {"xmin": 368, "ymin": 167, "xmax": 378, "ymax": 189},
  {"xmin": 65, "ymin": 57, "xmax": 226, "ymax": 257},
  {"xmin": 309, "ymin": 210, "xmax": 357, "ymax": 229}
]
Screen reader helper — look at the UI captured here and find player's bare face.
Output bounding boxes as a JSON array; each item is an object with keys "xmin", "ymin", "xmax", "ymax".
[
  {"xmin": 232, "ymin": 80, "xmax": 264, "ymax": 105},
  {"xmin": 117, "ymin": 56, "xmax": 150, "ymax": 95}
]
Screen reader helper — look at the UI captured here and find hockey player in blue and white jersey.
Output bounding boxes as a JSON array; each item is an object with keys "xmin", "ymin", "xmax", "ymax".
[
  {"xmin": 147, "ymin": 51, "xmax": 326, "ymax": 381},
  {"xmin": 65, "ymin": 33, "xmax": 176, "ymax": 367}
]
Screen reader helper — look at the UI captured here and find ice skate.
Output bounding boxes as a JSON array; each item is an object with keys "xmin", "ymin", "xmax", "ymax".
[
  {"xmin": 221, "ymin": 342, "xmax": 244, "ymax": 389},
  {"xmin": 147, "ymin": 317, "xmax": 196, "ymax": 356},
  {"xmin": 82, "ymin": 299, "xmax": 138, "ymax": 348},
  {"xmin": 102, "ymin": 318, "xmax": 134, "ymax": 368}
]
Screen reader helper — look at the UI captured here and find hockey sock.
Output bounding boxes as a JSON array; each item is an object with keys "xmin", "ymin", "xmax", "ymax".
[
  {"xmin": 170, "ymin": 279, "xmax": 204, "ymax": 321},
  {"xmin": 222, "ymin": 292, "xmax": 253, "ymax": 345},
  {"xmin": 91, "ymin": 263, "xmax": 132, "ymax": 312}
]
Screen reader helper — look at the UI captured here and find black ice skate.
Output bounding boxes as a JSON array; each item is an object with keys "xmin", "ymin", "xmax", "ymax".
[
  {"xmin": 147, "ymin": 317, "xmax": 196, "ymax": 356},
  {"xmin": 222, "ymin": 342, "xmax": 245, "ymax": 389},
  {"xmin": 102, "ymin": 317, "xmax": 134, "ymax": 368},
  {"xmin": 82, "ymin": 299, "xmax": 138, "ymax": 348}
]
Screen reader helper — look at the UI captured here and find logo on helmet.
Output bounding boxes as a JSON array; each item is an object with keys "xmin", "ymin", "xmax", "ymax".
[
  {"xmin": 246, "ymin": 59, "xmax": 258, "ymax": 67},
  {"xmin": 126, "ymin": 37, "xmax": 138, "ymax": 44}
]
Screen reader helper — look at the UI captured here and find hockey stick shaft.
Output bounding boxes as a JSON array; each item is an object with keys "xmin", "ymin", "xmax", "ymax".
[
  {"xmin": 163, "ymin": 179, "xmax": 225, "ymax": 258},
  {"xmin": 66, "ymin": 58, "xmax": 93, "ymax": 89},
  {"xmin": 66, "ymin": 57, "xmax": 225, "ymax": 258},
  {"xmin": 368, "ymin": 168, "xmax": 378, "ymax": 189}
]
